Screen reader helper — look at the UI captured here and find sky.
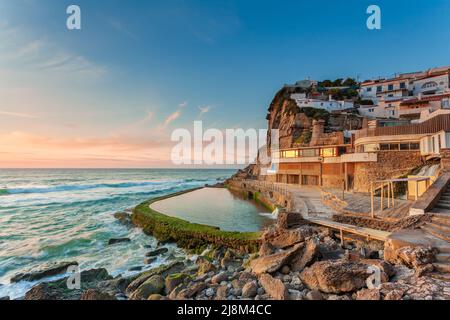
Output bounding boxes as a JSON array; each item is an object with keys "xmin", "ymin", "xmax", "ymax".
[{"xmin": 0, "ymin": 0, "xmax": 449, "ymax": 168}]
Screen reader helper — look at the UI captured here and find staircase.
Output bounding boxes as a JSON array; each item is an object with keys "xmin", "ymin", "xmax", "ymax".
[
  {"xmin": 420, "ymin": 212, "xmax": 450, "ymax": 282},
  {"xmin": 433, "ymin": 184, "xmax": 450, "ymax": 213}
]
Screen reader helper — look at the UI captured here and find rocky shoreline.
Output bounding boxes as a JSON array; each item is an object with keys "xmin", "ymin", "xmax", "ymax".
[{"xmin": 5, "ymin": 197, "xmax": 448, "ymax": 300}]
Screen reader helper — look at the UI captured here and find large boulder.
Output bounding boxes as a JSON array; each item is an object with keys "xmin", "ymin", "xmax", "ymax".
[
  {"xmin": 107, "ymin": 238, "xmax": 131, "ymax": 245},
  {"xmin": 263, "ymin": 226, "xmax": 313, "ymax": 249},
  {"xmin": 300, "ymin": 260, "xmax": 370, "ymax": 294},
  {"xmin": 250, "ymin": 244, "xmax": 303, "ymax": 275},
  {"xmin": 196, "ymin": 257, "xmax": 216, "ymax": 275},
  {"xmin": 242, "ymin": 281, "xmax": 258, "ymax": 298},
  {"xmin": 126, "ymin": 261, "xmax": 184, "ymax": 295},
  {"xmin": 129, "ymin": 275, "xmax": 165, "ymax": 300},
  {"xmin": 169, "ymin": 282, "xmax": 206, "ymax": 300},
  {"xmin": 24, "ymin": 268, "xmax": 112, "ymax": 300},
  {"xmin": 258, "ymin": 273, "xmax": 288, "ymax": 300},
  {"xmin": 395, "ymin": 246, "xmax": 436, "ymax": 269},
  {"xmin": 11, "ymin": 261, "xmax": 78, "ymax": 283},
  {"xmin": 165, "ymin": 273, "xmax": 190, "ymax": 295},
  {"xmin": 290, "ymin": 240, "xmax": 320, "ymax": 272}
]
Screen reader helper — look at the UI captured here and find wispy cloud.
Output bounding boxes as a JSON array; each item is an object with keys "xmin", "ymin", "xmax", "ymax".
[
  {"xmin": 0, "ymin": 24, "xmax": 106, "ymax": 79},
  {"xmin": 0, "ymin": 110, "xmax": 39, "ymax": 119},
  {"xmin": 198, "ymin": 105, "xmax": 212, "ymax": 117},
  {"xmin": 163, "ymin": 110, "xmax": 181, "ymax": 128}
]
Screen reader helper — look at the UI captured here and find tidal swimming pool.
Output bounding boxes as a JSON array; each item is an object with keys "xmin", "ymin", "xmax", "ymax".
[{"xmin": 150, "ymin": 188, "xmax": 275, "ymax": 232}]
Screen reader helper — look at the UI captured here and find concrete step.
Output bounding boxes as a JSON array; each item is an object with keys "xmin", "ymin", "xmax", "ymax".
[
  {"xmin": 436, "ymin": 253, "xmax": 450, "ymax": 263},
  {"xmin": 436, "ymin": 245, "xmax": 450, "ymax": 254},
  {"xmin": 439, "ymin": 199, "xmax": 450, "ymax": 205},
  {"xmin": 429, "ymin": 222, "xmax": 450, "ymax": 234},
  {"xmin": 429, "ymin": 272, "xmax": 450, "ymax": 282},
  {"xmin": 436, "ymin": 203, "xmax": 450, "ymax": 210},
  {"xmin": 433, "ymin": 263, "xmax": 450, "ymax": 273},
  {"xmin": 421, "ymin": 224, "xmax": 450, "ymax": 242},
  {"xmin": 441, "ymin": 196, "xmax": 450, "ymax": 201}
]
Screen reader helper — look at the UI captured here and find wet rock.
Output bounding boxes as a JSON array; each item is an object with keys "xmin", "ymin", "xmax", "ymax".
[
  {"xmin": 242, "ymin": 281, "xmax": 258, "ymax": 298},
  {"xmin": 258, "ymin": 273, "xmax": 288, "ymax": 300},
  {"xmin": 11, "ymin": 261, "xmax": 79, "ymax": 283},
  {"xmin": 250, "ymin": 244, "xmax": 303, "ymax": 275},
  {"xmin": 108, "ymin": 238, "xmax": 131, "ymax": 245},
  {"xmin": 0, "ymin": 296, "xmax": 10, "ymax": 300},
  {"xmin": 165, "ymin": 273, "xmax": 189, "ymax": 295},
  {"xmin": 97, "ymin": 276, "xmax": 133, "ymax": 296},
  {"xmin": 146, "ymin": 248, "xmax": 169, "ymax": 257},
  {"xmin": 144, "ymin": 257, "xmax": 157, "ymax": 265},
  {"xmin": 126, "ymin": 261, "xmax": 184, "ymax": 295},
  {"xmin": 212, "ymin": 272, "xmax": 229, "ymax": 284},
  {"xmin": 25, "ymin": 268, "xmax": 112, "ymax": 300},
  {"xmin": 300, "ymin": 260, "xmax": 370, "ymax": 294},
  {"xmin": 306, "ymin": 290, "xmax": 323, "ymax": 300},
  {"xmin": 113, "ymin": 211, "xmax": 132, "ymax": 226},
  {"xmin": 128, "ymin": 266, "xmax": 143, "ymax": 272},
  {"xmin": 129, "ymin": 275, "xmax": 165, "ymax": 300},
  {"xmin": 355, "ymin": 288, "xmax": 380, "ymax": 300},
  {"xmin": 80, "ymin": 289, "xmax": 117, "ymax": 300},
  {"xmin": 290, "ymin": 240, "xmax": 320, "ymax": 272},
  {"xmin": 148, "ymin": 294, "xmax": 163, "ymax": 300}
]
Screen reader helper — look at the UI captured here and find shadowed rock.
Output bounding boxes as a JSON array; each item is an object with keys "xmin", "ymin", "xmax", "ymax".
[{"xmin": 11, "ymin": 261, "xmax": 79, "ymax": 283}]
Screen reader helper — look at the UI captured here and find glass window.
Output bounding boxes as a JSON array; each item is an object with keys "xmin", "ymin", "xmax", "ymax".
[
  {"xmin": 400, "ymin": 143, "xmax": 409, "ymax": 150},
  {"xmin": 380, "ymin": 144, "xmax": 390, "ymax": 151},
  {"xmin": 302, "ymin": 149, "xmax": 318, "ymax": 157},
  {"xmin": 321, "ymin": 148, "xmax": 336, "ymax": 157},
  {"xmin": 377, "ymin": 86, "xmax": 382, "ymax": 92},
  {"xmin": 284, "ymin": 150, "xmax": 297, "ymax": 158},
  {"xmin": 400, "ymin": 82, "xmax": 406, "ymax": 89},
  {"xmin": 388, "ymin": 84, "xmax": 394, "ymax": 91},
  {"xmin": 389, "ymin": 144, "xmax": 399, "ymax": 150},
  {"xmin": 367, "ymin": 87, "xmax": 372, "ymax": 92},
  {"xmin": 409, "ymin": 143, "xmax": 420, "ymax": 150}
]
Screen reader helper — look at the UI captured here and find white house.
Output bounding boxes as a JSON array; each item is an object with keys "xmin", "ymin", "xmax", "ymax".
[
  {"xmin": 413, "ymin": 73, "xmax": 450, "ymax": 96},
  {"xmin": 291, "ymin": 94, "xmax": 354, "ymax": 112}
]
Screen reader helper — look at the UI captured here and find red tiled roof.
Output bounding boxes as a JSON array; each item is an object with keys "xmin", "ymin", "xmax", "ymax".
[{"xmin": 400, "ymin": 93, "xmax": 450, "ymax": 106}]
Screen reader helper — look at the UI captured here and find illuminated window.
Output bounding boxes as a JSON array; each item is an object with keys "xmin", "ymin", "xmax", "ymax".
[
  {"xmin": 284, "ymin": 150, "xmax": 297, "ymax": 158},
  {"xmin": 321, "ymin": 148, "xmax": 336, "ymax": 157}
]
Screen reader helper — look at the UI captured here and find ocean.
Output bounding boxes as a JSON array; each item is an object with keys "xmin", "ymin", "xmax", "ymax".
[{"xmin": 0, "ymin": 168, "xmax": 235, "ymax": 299}]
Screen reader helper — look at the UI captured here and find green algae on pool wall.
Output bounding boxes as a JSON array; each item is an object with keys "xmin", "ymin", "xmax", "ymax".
[{"xmin": 131, "ymin": 188, "xmax": 261, "ymax": 253}]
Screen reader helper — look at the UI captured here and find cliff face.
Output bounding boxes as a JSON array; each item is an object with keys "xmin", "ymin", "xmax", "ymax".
[{"xmin": 266, "ymin": 87, "xmax": 364, "ymax": 152}]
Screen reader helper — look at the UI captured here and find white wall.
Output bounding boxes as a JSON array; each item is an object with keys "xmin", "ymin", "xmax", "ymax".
[{"xmin": 413, "ymin": 74, "xmax": 449, "ymax": 95}]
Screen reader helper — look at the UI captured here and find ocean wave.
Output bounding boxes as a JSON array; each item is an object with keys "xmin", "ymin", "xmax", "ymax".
[{"xmin": 1, "ymin": 179, "xmax": 206, "ymax": 195}]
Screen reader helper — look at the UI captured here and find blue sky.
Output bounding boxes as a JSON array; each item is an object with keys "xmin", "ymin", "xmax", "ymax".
[{"xmin": 0, "ymin": 0, "xmax": 449, "ymax": 167}]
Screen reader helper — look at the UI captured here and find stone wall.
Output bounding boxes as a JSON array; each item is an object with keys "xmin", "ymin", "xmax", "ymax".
[
  {"xmin": 442, "ymin": 148, "xmax": 450, "ymax": 171},
  {"xmin": 353, "ymin": 151, "xmax": 424, "ymax": 192}
]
